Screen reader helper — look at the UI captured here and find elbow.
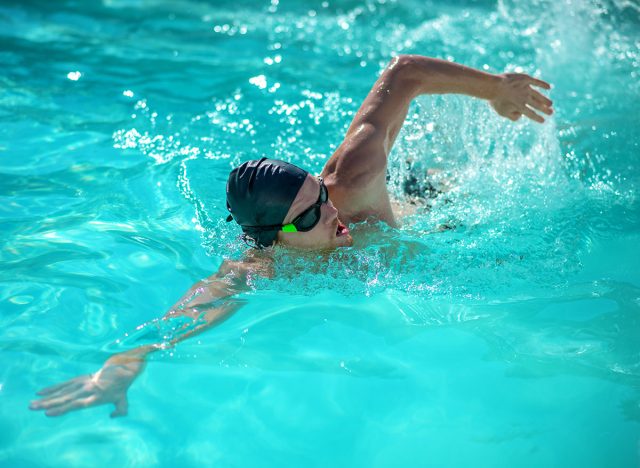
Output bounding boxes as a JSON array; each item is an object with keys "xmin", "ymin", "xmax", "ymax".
[
  {"xmin": 394, "ymin": 54, "xmax": 416, "ymax": 66},
  {"xmin": 387, "ymin": 54, "xmax": 428, "ymax": 94},
  {"xmin": 394, "ymin": 54, "xmax": 431, "ymax": 69},
  {"xmin": 388, "ymin": 54, "xmax": 417, "ymax": 74},
  {"xmin": 396, "ymin": 54, "xmax": 439, "ymax": 75}
]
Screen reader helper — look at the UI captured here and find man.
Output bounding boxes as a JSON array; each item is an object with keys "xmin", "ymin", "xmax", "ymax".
[{"xmin": 30, "ymin": 55, "xmax": 553, "ymax": 417}]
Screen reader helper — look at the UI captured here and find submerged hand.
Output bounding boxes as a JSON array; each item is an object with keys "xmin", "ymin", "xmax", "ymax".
[
  {"xmin": 30, "ymin": 350, "xmax": 147, "ymax": 417},
  {"xmin": 490, "ymin": 73, "xmax": 553, "ymax": 123}
]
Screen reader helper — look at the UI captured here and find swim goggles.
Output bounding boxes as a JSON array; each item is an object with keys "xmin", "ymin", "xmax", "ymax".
[{"xmin": 243, "ymin": 176, "xmax": 328, "ymax": 234}]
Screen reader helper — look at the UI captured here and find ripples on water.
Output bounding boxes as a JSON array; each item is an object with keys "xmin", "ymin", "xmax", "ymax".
[
  {"xmin": 1, "ymin": 0, "xmax": 638, "ymax": 337},
  {"xmin": 1, "ymin": 0, "xmax": 640, "ymax": 463},
  {"xmin": 1, "ymin": 0, "xmax": 638, "ymax": 327}
]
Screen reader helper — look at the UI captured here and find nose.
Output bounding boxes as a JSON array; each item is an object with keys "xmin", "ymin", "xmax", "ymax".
[{"xmin": 323, "ymin": 201, "xmax": 338, "ymax": 223}]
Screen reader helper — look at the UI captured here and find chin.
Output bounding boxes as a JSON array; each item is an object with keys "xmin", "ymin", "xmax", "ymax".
[{"xmin": 333, "ymin": 234, "xmax": 353, "ymax": 248}]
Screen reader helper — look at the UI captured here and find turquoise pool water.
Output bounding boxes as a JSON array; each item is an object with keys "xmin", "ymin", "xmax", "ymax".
[{"xmin": 1, "ymin": 0, "xmax": 639, "ymax": 466}]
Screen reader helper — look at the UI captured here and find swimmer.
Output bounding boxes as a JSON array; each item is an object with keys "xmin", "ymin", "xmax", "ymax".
[{"xmin": 30, "ymin": 55, "xmax": 553, "ymax": 417}]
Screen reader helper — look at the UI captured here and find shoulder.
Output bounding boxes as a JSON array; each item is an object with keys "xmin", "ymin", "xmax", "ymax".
[
  {"xmin": 322, "ymin": 159, "xmax": 395, "ymax": 226},
  {"xmin": 321, "ymin": 122, "xmax": 388, "ymax": 188}
]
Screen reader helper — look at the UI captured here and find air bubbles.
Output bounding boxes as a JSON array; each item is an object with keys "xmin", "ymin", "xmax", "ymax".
[
  {"xmin": 302, "ymin": 90, "xmax": 322, "ymax": 100},
  {"xmin": 263, "ymin": 55, "xmax": 282, "ymax": 66},
  {"xmin": 249, "ymin": 74, "xmax": 267, "ymax": 90},
  {"xmin": 213, "ymin": 23, "xmax": 248, "ymax": 36},
  {"xmin": 112, "ymin": 128, "xmax": 141, "ymax": 149},
  {"xmin": 66, "ymin": 71, "xmax": 82, "ymax": 81},
  {"xmin": 248, "ymin": 75, "xmax": 280, "ymax": 93}
]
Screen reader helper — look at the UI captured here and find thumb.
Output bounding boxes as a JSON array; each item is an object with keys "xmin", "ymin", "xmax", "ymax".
[{"xmin": 110, "ymin": 397, "xmax": 129, "ymax": 418}]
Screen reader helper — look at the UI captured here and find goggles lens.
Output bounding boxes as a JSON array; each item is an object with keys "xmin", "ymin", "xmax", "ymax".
[{"xmin": 283, "ymin": 178, "xmax": 328, "ymax": 232}]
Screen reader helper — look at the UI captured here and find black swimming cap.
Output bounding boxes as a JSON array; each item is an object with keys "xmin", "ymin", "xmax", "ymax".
[{"xmin": 226, "ymin": 158, "xmax": 308, "ymax": 248}]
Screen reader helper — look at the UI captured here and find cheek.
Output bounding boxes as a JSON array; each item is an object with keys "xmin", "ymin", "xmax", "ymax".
[
  {"xmin": 308, "ymin": 225, "xmax": 329, "ymax": 242},
  {"xmin": 306, "ymin": 220, "xmax": 333, "ymax": 245}
]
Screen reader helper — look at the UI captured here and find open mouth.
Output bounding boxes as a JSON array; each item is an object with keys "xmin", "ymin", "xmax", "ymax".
[{"xmin": 336, "ymin": 222, "xmax": 349, "ymax": 237}]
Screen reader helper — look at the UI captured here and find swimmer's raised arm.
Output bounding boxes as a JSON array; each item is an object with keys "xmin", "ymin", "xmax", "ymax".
[
  {"xmin": 29, "ymin": 255, "xmax": 272, "ymax": 418},
  {"xmin": 345, "ymin": 55, "xmax": 553, "ymax": 149},
  {"xmin": 396, "ymin": 55, "xmax": 553, "ymax": 122},
  {"xmin": 321, "ymin": 55, "xmax": 553, "ymax": 223}
]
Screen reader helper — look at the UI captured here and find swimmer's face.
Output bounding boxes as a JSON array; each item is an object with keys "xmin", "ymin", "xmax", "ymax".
[{"xmin": 277, "ymin": 174, "xmax": 353, "ymax": 250}]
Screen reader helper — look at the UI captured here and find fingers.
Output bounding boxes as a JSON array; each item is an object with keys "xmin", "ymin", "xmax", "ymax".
[
  {"xmin": 521, "ymin": 105, "xmax": 545, "ymax": 123},
  {"xmin": 35, "ymin": 382, "xmax": 83, "ymax": 401},
  {"xmin": 508, "ymin": 110, "xmax": 522, "ymax": 121},
  {"xmin": 30, "ymin": 378, "xmax": 92, "ymax": 412},
  {"xmin": 45, "ymin": 396, "xmax": 97, "ymax": 417},
  {"xmin": 30, "ymin": 386, "xmax": 98, "ymax": 417},
  {"xmin": 30, "ymin": 388, "xmax": 81, "ymax": 411},
  {"xmin": 527, "ymin": 76, "xmax": 551, "ymax": 89},
  {"xmin": 528, "ymin": 94, "xmax": 553, "ymax": 116},
  {"xmin": 530, "ymin": 89, "xmax": 553, "ymax": 108},
  {"xmin": 35, "ymin": 376, "xmax": 86, "ymax": 396}
]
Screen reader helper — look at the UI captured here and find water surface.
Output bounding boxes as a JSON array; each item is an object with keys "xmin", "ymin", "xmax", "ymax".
[{"xmin": 1, "ymin": 0, "xmax": 639, "ymax": 466}]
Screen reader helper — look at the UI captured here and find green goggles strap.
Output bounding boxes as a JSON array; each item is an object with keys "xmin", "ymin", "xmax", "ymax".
[{"xmin": 281, "ymin": 224, "xmax": 297, "ymax": 233}]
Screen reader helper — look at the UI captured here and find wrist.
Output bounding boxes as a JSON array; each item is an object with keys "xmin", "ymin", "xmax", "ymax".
[{"xmin": 485, "ymin": 73, "xmax": 503, "ymax": 101}]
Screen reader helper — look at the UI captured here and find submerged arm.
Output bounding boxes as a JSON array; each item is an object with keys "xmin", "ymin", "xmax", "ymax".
[{"xmin": 29, "ymin": 254, "xmax": 272, "ymax": 418}]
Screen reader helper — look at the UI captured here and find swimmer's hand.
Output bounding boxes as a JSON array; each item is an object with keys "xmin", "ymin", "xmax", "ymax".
[
  {"xmin": 490, "ymin": 73, "xmax": 553, "ymax": 123},
  {"xmin": 29, "ymin": 347, "xmax": 151, "ymax": 418}
]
